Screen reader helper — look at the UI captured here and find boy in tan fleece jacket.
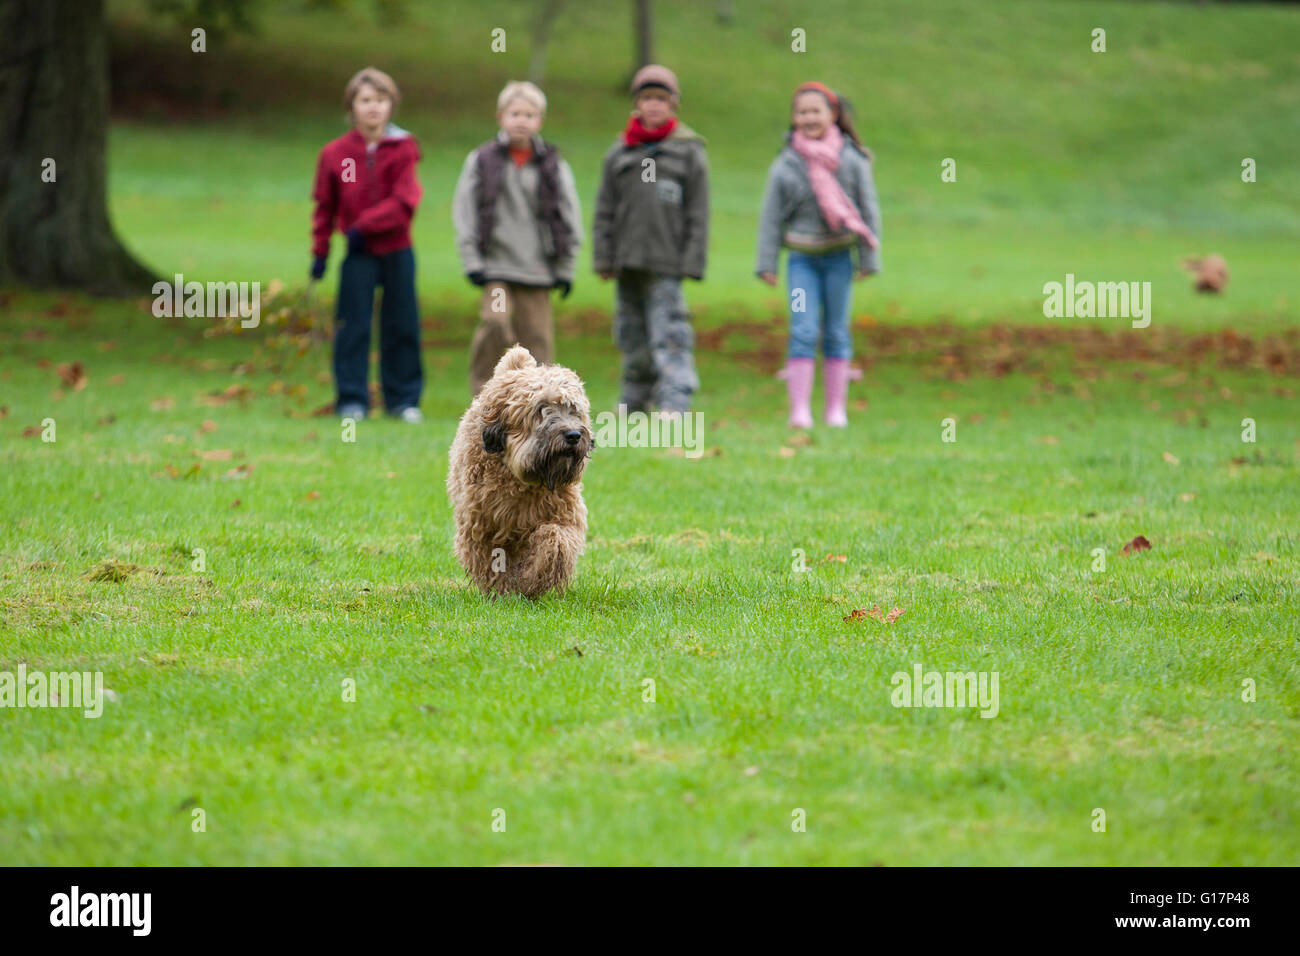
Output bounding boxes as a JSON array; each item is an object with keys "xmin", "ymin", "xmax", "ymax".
[{"xmin": 452, "ymin": 81, "xmax": 584, "ymax": 395}]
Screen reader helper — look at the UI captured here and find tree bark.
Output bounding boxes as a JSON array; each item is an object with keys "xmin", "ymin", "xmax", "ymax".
[
  {"xmin": 529, "ymin": 0, "xmax": 564, "ymax": 86},
  {"xmin": 634, "ymin": 0, "xmax": 654, "ymax": 70},
  {"xmin": 0, "ymin": 0, "xmax": 155, "ymax": 295}
]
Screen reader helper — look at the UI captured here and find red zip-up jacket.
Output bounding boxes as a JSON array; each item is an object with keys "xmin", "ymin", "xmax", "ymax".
[{"xmin": 311, "ymin": 125, "xmax": 423, "ymax": 259}]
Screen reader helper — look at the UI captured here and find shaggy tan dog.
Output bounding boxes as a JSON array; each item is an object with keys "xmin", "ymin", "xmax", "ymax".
[{"xmin": 447, "ymin": 345, "xmax": 592, "ymax": 598}]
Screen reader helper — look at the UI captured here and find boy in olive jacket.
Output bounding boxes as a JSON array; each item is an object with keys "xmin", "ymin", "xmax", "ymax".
[{"xmin": 592, "ymin": 64, "xmax": 709, "ymax": 414}]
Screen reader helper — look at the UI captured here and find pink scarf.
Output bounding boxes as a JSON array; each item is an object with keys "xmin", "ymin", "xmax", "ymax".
[{"xmin": 790, "ymin": 124, "xmax": 879, "ymax": 249}]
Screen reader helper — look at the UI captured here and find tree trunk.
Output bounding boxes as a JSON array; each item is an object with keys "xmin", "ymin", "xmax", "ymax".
[
  {"xmin": 529, "ymin": 0, "xmax": 564, "ymax": 86},
  {"xmin": 0, "ymin": 0, "xmax": 155, "ymax": 295},
  {"xmin": 634, "ymin": 0, "xmax": 654, "ymax": 70}
]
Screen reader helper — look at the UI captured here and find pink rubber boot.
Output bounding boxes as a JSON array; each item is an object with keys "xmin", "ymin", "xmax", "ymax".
[
  {"xmin": 785, "ymin": 357, "xmax": 815, "ymax": 429},
  {"xmin": 823, "ymin": 357, "xmax": 852, "ymax": 427}
]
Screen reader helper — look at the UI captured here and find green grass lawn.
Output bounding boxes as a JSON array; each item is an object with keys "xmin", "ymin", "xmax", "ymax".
[
  {"xmin": 1, "ymin": 0, "xmax": 1298, "ymax": 865},
  {"xmin": 1, "ymin": 290, "xmax": 1297, "ymax": 864}
]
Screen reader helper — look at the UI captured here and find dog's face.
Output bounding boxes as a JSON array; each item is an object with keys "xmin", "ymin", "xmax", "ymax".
[{"xmin": 479, "ymin": 347, "xmax": 592, "ymax": 491}]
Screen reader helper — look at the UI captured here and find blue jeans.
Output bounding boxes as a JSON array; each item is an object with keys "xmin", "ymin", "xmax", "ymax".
[
  {"xmin": 787, "ymin": 248, "xmax": 853, "ymax": 360},
  {"xmin": 334, "ymin": 247, "xmax": 423, "ymax": 412}
]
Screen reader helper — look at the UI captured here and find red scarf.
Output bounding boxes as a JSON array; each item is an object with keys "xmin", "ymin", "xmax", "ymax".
[{"xmin": 622, "ymin": 115, "xmax": 677, "ymax": 146}]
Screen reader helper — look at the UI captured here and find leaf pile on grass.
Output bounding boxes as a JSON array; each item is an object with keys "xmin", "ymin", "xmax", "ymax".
[{"xmin": 84, "ymin": 560, "xmax": 166, "ymax": 583}]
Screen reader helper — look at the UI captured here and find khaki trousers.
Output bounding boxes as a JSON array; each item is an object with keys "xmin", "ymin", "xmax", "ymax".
[{"xmin": 469, "ymin": 281, "xmax": 554, "ymax": 395}]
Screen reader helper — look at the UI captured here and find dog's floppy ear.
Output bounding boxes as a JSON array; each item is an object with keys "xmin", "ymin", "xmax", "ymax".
[
  {"xmin": 493, "ymin": 345, "xmax": 537, "ymax": 378},
  {"xmin": 481, "ymin": 419, "xmax": 507, "ymax": 454}
]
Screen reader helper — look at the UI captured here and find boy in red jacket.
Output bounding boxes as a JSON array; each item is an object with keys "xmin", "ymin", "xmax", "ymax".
[{"xmin": 311, "ymin": 67, "xmax": 424, "ymax": 422}]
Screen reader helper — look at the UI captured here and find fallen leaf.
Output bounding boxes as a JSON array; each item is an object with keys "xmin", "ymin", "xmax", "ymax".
[
  {"xmin": 199, "ymin": 419, "xmax": 217, "ymax": 433},
  {"xmin": 820, "ymin": 553, "xmax": 847, "ymax": 564},
  {"xmin": 1179, "ymin": 492, "xmax": 1196, "ymax": 502},
  {"xmin": 199, "ymin": 384, "xmax": 252, "ymax": 406},
  {"xmin": 107, "ymin": 374, "xmax": 126, "ymax": 386},
  {"xmin": 1039, "ymin": 435, "xmax": 1060, "ymax": 445},
  {"xmin": 306, "ymin": 490, "xmax": 321, "ymax": 500},
  {"xmin": 1162, "ymin": 451, "xmax": 1180, "ymax": 466},
  {"xmin": 150, "ymin": 396, "xmax": 175, "ymax": 411},
  {"xmin": 777, "ymin": 446, "xmax": 797, "ymax": 458},
  {"xmin": 56, "ymin": 361, "xmax": 88, "ymax": 390},
  {"xmin": 1121, "ymin": 535, "xmax": 1152, "ymax": 555},
  {"xmin": 222, "ymin": 464, "xmax": 253, "ymax": 480},
  {"xmin": 194, "ymin": 448, "xmax": 233, "ymax": 461},
  {"xmin": 844, "ymin": 604, "xmax": 908, "ymax": 624}
]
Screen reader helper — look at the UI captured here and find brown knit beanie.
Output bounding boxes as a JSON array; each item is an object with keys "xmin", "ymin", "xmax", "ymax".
[{"xmin": 631, "ymin": 64, "xmax": 680, "ymax": 109}]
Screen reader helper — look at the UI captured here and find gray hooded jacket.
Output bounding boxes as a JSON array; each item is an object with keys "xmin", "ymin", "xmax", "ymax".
[{"xmin": 755, "ymin": 133, "xmax": 881, "ymax": 277}]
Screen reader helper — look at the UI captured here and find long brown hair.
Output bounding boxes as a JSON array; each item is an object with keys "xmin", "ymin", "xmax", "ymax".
[{"xmin": 789, "ymin": 82, "xmax": 873, "ymax": 161}]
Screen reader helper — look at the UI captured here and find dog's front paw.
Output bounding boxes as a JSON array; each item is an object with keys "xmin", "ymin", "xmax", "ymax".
[{"xmin": 514, "ymin": 523, "xmax": 583, "ymax": 598}]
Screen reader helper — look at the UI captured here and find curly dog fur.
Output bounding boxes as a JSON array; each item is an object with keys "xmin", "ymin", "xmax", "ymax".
[{"xmin": 447, "ymin": 346, "xmax": 592, "ymax": 598}]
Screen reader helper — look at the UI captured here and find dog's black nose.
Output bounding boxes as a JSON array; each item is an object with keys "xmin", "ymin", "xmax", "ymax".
[{"xmin": 564, "ymin": 429, "xmax": 582, "ymax": 446}]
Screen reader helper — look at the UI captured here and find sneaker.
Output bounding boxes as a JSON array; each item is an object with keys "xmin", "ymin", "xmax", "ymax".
[
  {"xmin": 337, "ymin": 403, "xmax": 367, "ymax": 421},
  {"xmin": 391, "ymin": 406, "xmax": 424, "ymax": 424}
]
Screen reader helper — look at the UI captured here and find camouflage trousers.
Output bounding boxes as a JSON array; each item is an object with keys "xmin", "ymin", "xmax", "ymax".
[{"xmin": 613, "ymin": 270, "xmax": 699, "ymax": 413}]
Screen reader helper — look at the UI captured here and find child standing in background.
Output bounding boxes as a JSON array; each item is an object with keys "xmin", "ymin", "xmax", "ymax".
[
  {"xmin": 756, "ymin": 81, "xmax": 880, "ymax": 428},
  {"xmin": 593, "ymin": 64, "xmax": 709, "ymax": 415},
  {"xmin": 311, "ymin": 66, "xmax": 425, "ymax": 423},
  {"xmin": 452, "ymin": 81, "xmax": 584, "ymax": 396}
]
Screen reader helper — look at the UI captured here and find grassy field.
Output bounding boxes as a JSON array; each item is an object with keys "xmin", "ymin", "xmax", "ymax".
[
  {"xmin": 2, "ymin": 291, "xmax": 1297, "ymax": 864},
  {"xmin": 1, "ymin": 0, "xmax": 1298, "ymax": 865}
]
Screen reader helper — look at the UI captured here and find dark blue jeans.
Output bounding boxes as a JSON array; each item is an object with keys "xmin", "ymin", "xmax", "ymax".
[{"xmin": 334, "ymin": 247, "xmax": 423, "ymax": 412}]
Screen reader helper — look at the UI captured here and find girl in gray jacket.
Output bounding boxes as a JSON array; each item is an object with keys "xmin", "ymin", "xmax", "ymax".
[{"xmin": 757, "ymin": 82, "xmax": 881, "ymax": 428}]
